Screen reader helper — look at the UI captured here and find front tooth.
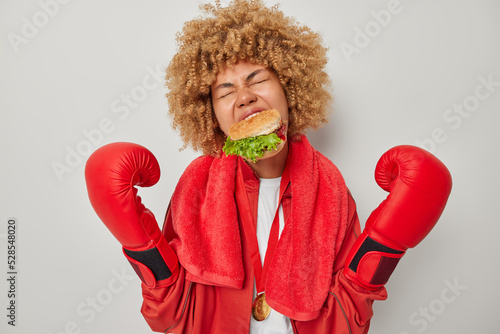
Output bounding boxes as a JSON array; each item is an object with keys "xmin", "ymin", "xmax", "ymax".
[{"xmin": 245, "ymin": 113, "xmax": 259, "ymax": 120}]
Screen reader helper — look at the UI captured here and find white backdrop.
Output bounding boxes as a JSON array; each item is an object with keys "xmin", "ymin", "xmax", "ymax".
[{"xmin": 1, "ymin": 0, "xmax": 499, "ymax": 333}]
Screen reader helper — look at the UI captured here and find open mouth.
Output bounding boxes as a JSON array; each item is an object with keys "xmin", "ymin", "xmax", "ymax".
[{"xmin": 240, "ymin": 108, "xmax": 265, "ymax": 122}]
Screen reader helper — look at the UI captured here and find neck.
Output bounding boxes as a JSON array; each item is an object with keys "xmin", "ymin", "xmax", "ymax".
[{"xmin": 246, "ymin": 141, "xmax": 289, "ymax": 178}]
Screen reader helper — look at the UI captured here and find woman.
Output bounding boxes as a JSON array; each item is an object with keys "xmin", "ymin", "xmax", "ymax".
[
  {"xmin": 142, "ymin": 1, "xmax": 385, "ymax": 332},
  {"xmin": 85, "ymin": 1, "xmax": 451, "ymax": 333}
]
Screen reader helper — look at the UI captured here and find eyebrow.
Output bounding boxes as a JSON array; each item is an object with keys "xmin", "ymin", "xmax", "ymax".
[{"xmin": 213, "ymin": 69, "xmax": 266, "ymax": 92}]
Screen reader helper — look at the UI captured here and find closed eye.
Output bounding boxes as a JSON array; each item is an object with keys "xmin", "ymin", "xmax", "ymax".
[
  {"xmin": 219, "ymin": 91, "xmax": 234, "ymax": 99},
  {"xmin": 251, "ymin": 79, "xmax": 268, "ymax": 85}
]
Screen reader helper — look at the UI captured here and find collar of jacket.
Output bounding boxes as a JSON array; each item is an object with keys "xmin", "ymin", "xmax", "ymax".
[{"xmin": 237, "ymin": 157, "xmax": 292, "ymax": 226}]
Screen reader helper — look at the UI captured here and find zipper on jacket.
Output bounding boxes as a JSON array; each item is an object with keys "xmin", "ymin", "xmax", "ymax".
[
  {"xmin": 164, "ymin": 281, "xmax": 194, "ymax": 333},
  {"xmin": 329, "ymin": 291, "xmax": 353, "ymax": 334}
]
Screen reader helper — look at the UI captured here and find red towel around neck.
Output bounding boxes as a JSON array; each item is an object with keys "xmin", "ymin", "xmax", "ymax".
[{"xmin": 168, "ymin": 135, "xmax": 349, "ymax": 320}]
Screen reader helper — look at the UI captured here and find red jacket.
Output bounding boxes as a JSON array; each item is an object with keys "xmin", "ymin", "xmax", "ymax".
[{"xmin": 140, "ymin": 159, "xmax": 387, "ymax": 333}]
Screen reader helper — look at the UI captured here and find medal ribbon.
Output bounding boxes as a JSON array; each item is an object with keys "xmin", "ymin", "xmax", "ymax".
[{"xmin": 236, "ymin": 162, "xmax": 290, "ymax": 296}]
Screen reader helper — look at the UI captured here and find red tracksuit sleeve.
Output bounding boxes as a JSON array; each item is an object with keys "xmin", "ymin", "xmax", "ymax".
[
  {"xmin": 141, "ymin": 266, "xmax": 194, "ymax": 332},
  {"xmin": 139, "ymin": 203, "xmax": 193, "ymax": 332},
  {"xmin": 292, "ymin": 193, "xmax": 388, "ymax": 333}
]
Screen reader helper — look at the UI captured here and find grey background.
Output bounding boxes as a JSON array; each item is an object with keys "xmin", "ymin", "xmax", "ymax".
[{"xmin": 1, "ymin": 0, "xmax": 499, "ymax": 333}]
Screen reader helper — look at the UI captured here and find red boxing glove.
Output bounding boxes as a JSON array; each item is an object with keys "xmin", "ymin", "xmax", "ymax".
[
  {"xmin": 344, "ymin": 145, "xmax": 452, "ymax": 291},
  {"xmin": 85, "ymin": 142, "xmax": 178, "ymax": 288}
]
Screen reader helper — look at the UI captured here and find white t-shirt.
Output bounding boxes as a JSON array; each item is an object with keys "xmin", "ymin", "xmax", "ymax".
[{"xmin": 249, "ymin": 177, "xmax": 293, "ymax": 334}]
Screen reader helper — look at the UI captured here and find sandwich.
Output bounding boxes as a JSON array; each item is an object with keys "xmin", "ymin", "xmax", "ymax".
[{"xmin": 223, "ymin": 109, "xmax": 287, "ymax": 162}]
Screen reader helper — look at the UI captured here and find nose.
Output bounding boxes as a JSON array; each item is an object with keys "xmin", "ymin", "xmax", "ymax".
[{"xmin": 236, "ymin": 87, "xmax": 257, "ymax": 108}]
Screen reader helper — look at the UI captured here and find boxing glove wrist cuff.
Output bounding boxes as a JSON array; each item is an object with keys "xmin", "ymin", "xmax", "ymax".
[
  {"xmin": 345, "ymin": 234, "xmax": 405, "ymax": 291},
  {"xmin": 123, "ymin": 237, "xmax": 179, "ymax": 288}
]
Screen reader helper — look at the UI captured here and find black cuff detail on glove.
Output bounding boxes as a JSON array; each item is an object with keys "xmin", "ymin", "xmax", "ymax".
[
  {"xmin": 348, "ymin": 236, "xmax": 404, "ymax": 273},
  {"xmin": 124, "ymin": 247, "xmax": 172, "ymax": 281}
]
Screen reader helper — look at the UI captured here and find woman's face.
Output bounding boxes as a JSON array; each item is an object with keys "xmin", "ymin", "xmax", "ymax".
[{"xmin": 211, "ymin": 60, "xmax": 289, "ymax": 137}]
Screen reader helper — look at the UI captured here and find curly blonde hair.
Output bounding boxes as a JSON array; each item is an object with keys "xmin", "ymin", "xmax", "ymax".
[{"xmin": 166, "ymin": 0, "xmax": 331, "ymax": 156}]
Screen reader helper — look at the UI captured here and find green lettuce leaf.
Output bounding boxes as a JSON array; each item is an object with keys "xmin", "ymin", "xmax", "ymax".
[{"xmin": 223, "ymin": 133, "xmax": 283, "ymax": 162}]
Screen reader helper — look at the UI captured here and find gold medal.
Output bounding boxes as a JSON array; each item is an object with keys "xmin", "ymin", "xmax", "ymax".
[{"xmin": 252, "ymin": 293, "xmax": 271, "ymax": 321}]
